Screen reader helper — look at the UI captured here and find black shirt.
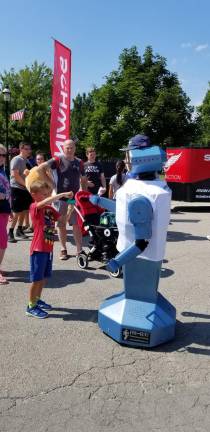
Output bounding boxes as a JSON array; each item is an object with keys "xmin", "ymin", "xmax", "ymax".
[{"xmin": 84, "ymin": 161, "xmax": 103, "ymax": 194}]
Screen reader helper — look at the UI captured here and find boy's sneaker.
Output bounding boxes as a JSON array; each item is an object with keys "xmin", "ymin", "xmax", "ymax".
[
  {"xmin": 8, "ymin": 231, "xmax": 17, "ymax": 243},
  {"xmin": 26, "ymin": 305, "xmax": 48, "ymax": 319},
  {"xmin": 37, "ymin": 299, "xmax": 53, "ymax": 311},
  {"xmin": 16, "ymin": 228, "xmax": 28, "ymax": 239}
]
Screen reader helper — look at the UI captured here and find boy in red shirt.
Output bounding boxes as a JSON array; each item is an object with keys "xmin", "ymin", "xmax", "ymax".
[{"xmin": 26, "ymin": 181, "xmax": 73, "ymax": 319}]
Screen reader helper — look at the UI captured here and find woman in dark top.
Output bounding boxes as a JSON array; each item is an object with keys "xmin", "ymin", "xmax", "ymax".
[{"xmin": 0, "ymin": 144, "xmax": 11, "ymax": 284}]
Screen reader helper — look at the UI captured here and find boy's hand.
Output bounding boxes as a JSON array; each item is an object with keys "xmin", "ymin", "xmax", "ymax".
[
  {"xmin": 62, "ymin": 191, "xmax": 74, "ymax": 199},
  {"xmin": 23, "ymin": 169, "xmax": 30, "ymax": 177}
]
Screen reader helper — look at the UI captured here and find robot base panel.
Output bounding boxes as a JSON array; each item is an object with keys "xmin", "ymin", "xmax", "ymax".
[{"xmin": 98, "ymin": 292, "xmax": 176, "ymax": 348}]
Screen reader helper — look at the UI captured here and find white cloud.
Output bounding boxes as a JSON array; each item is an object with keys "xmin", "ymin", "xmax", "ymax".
[
  {"xmin": 181, "ymin": 42, "xmax": 192, "ymax": 48},
  {"xmin": 195, "ymin": 44, "xmax": 208, "ymax": 52},
  {"xmin": 181, "ymin": 42, "xmax": 209, "ymax": 53}
]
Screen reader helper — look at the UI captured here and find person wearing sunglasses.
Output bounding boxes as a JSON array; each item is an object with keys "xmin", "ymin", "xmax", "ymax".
[{"xmin": 0, "ymin": 144, "xmax": 11, "ymax": 284}]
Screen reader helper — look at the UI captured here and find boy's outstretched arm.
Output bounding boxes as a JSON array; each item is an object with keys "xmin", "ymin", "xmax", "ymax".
[{"xmin": 36, "ymin": 191, "xmax": 73, "ymax": 209}]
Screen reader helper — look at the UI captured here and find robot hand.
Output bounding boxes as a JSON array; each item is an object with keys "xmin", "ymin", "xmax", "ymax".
[
  {"xmin": 107, "ymin": 258, "xmax": 120, "ymax": 273},
  {"xmin": 107, "ymin": 240, "xmax": 149, "ymax": 270},
  {"xmin": 89, "ymin": 195, "xmax": 100, "ymax": 206}
]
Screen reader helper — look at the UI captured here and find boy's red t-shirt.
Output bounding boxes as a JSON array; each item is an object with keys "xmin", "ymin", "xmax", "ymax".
[{"xmin": 29, "ymin": 202, "xmax": 60, "ymax": 255}]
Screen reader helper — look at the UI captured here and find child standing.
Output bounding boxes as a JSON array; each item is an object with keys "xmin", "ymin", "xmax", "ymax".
[{"xmin": 26, "ymin": 181, "xmax": 73, "ymax": 318}]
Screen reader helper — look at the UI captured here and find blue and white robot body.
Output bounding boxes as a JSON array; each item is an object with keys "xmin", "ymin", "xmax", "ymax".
[
  {"xmin": 108, "ymin": 193, "xmax": 154, "ymax": 272},
  {"xmin": 98, "ymin": 175, "xmax": 175, "ymax": 348},
  {"xmin": 115, "ymin": 178, "xmax": 171, "ymax": 262},
  {"xmin": 89, "ymin": 178, "xmax": 171, "ymax": 272},
  {"xmin": 97, "ymin": 136, "xmax": 176, "ymax": 348}
]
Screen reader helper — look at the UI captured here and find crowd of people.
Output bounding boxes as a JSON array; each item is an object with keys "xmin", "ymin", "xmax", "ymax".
[{"xmin": 0, "ymin": 139, "xmax": 126, "ymax": 317}]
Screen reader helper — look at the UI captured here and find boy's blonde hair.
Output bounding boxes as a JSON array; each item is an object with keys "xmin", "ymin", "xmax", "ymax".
[{"xmin": 30, "ymin": 181, "xmax": 52, "ymax": 194}]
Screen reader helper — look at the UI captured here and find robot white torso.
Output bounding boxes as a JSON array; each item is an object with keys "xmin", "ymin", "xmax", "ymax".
[{"xmin": 116, "ymin": 178, "xmax": 171, "ymax": 262}]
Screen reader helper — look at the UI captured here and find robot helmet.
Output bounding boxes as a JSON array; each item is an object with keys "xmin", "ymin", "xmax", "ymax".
[{"xmin": 121, "ymin": 134, "xmax": 166, "ymax": 175}]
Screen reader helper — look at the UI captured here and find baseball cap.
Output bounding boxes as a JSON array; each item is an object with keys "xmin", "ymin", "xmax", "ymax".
[{"xmin": 120, "ymin": 134, "xmax": 151, "ymax": 151}]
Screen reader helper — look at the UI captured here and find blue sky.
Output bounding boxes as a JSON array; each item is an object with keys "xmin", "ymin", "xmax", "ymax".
[{"xmin": 1, "ymin": 0, "xmax": 210, "ymax": 107}]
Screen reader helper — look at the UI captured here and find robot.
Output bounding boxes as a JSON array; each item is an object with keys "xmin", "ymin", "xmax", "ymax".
[{"xmin": 90, "ymin": 134, "xmax": 176, "ymax": 348}]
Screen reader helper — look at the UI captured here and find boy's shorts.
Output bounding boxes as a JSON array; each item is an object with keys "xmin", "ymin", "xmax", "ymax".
[
  {"xmin": 30, "ymin": 252, "xmax": 53, "ymax": 282},
  {"xmin": 11, "ymin": 187, "xmax": 33, "ymax": 213}
]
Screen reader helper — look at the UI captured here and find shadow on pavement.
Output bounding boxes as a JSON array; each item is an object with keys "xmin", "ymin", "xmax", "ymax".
[
  {"xmin": 48, "ymin": 309, "xmax": 210, "ymax": 356},
  {"xmin": 6, "ymin": 270, "xmax": 29, "ymax": 283},
  {"xmin": 155, "ymin": 315, "xmax": 210, "ymax": 356},
  {"xmin": 46, "ymin": 269, "xmax": 109, "ymax": 288},
  {"xmin": 49, "ymin": 307, "xmax": 98, "ymax": 322},
  {"xmin": 172, "ymin": 206, "xmax": 210, "ymax": 213},
  {"xmin": 6, "ymin": 268, "xmax": 109, "ymax": 287},
  {"xmin": 167, "ymin": 231, "xmax": 206, "ymax": 242},
  {"xmin": 160, "ymin": 267, "xmax": 174, "ymax": 278},
  {"xmin": 170, "ymin": 218, "xmax": 200, "ymax": 223}
]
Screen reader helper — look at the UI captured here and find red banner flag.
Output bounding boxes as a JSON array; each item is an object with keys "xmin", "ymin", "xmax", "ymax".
[{"xmin": 50, "ymin": 40, "xmax": 71, "ymax": 157}]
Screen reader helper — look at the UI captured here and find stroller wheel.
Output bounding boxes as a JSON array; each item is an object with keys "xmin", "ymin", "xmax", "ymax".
[
  {"xmin": 77, "ymin": 253, "xmax": 88, "ymax": 269},
  {"xmin": 104, "ymin": 228, "xmax": 111, "ymax": 237},
  {"xmin": 109, "ymin": 267, "xmax": 122, "ymax": 278}
]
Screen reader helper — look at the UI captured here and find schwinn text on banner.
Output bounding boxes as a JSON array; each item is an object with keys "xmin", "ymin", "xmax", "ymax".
[{"xmin": 50, "ymin": 40, "xmax": 71, "ymax": 157}]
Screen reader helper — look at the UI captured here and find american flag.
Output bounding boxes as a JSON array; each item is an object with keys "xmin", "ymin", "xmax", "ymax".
[{"xmin": 10, "ymin": 109, "xmax": 25, "ymax": 121}]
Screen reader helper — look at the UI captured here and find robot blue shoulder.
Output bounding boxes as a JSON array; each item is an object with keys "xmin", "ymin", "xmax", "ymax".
[{"xmin": 128, "ymin": 195, "xmax": 153, "ymax": 239}]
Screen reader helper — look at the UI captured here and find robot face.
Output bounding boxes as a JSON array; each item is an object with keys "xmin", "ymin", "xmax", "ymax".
[{"xmin": 126, "ymin": 146, "xmax": 165, "ymax": 175}]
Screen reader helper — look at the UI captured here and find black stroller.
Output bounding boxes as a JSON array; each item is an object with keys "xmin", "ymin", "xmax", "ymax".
[{"xmin": 74, "ymin": 191, "xmax": 122, "ymax": 278}]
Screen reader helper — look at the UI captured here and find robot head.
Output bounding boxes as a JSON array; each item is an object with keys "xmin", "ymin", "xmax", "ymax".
[{"xmin": 121, "ymin": 134, "xmax": 166, "ymax": 175}]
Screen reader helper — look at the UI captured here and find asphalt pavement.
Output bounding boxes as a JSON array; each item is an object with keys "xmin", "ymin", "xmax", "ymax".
[{"xmin": 1, "ymin": 202, "xmax": 210, "ymax": 431}]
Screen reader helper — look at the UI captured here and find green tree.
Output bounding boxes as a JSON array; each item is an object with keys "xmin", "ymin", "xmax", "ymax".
[
  {"xmin": 71, "ymin": 92, "xmax": 94, "ymax": 155},
  {"xmin": 71, "ymin": 46, "xmax": 196, "ymax": 157},
  {"xmin": 197, "ymin": 83, "xmax": 210, "ymax": 145},
  {"xmin": 0, "ymin": 62, "xmax": 52, "ymax": 152}
]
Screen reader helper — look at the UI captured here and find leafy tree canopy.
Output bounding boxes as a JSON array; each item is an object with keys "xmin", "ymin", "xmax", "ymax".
[
  {"xmin": 196, "ymin": 83, "xmax": 210, "ymax": 146},
  {"xmin": 71, "ymin": 46, "xmax": 197, "ymax": 157},
  {"xmin": 0, "ymin": 61, "xmax": 52, "ymax": 153}
]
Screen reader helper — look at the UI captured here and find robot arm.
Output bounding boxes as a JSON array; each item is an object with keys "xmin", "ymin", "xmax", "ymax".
[
  {"xmin": 89, "ymin": 195, "xmax": 116, "ymax": 213},
  {"xmin": 107, "ymin": 196, "xmax": 153, "ymax": 272}
]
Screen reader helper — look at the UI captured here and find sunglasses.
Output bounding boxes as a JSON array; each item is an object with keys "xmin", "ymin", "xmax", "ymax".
[{"xmin": 0, "ymin": 154, "xmax": 6, "ymax": 157}]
